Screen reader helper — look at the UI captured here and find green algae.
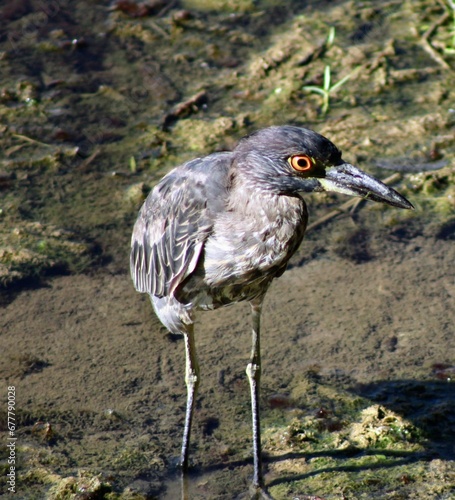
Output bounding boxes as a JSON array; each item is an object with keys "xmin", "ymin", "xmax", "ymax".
[
  {"xmin": 1, "ymin": 0, "xmax": 454, "ymax": 498},
  {"xmin": 0, "ymin": 221, "xmax": 97, "ymax": 288}
]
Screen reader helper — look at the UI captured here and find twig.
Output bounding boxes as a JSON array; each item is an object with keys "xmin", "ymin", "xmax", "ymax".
[
  {"xmin": 75, "ymin": 148, "xmax": 101, "ymax": 171},
  {"xmin": 156, "ymin": 0, "xmax": 177, "ymax": 17},
  {"xmin": 420, "ymin": 10, "xmax": 452, "ymax": 70},
  {"xmin": 297, "ymin": 26, "xmax": 335, "ymax": 67},
  {"xmin": 365, "ymin": 39, "xmax": 396, "ymax": 74},
  {"xmin": 306, "ymin": 173, "xmax": 403, "ymax": 232},
  {"xmin": 12, "ymin": 133, "xmax": 52, "ymax": 148},
  {"xmin": 161, "ymin": 90, "xmax": 207, "ymax": 130},
  {"xmin": 148, "ymin": 19, "xmax": 170, "ymax": 39}
]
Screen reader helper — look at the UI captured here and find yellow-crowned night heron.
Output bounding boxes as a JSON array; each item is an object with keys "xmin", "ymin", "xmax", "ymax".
[{"xmin": 130, "ymin": 125, "xmax": 413, "ymax": 495}]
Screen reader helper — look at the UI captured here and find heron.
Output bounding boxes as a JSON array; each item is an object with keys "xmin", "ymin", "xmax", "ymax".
[{"xmin": 130, "ymin": 125, "xmax": 413, "ymax": 496}]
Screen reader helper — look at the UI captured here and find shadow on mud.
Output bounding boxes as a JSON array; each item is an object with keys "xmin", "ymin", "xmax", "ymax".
[
  {"xmin": 158, "ymin": 379, "xmax": 454, "ymax": 497},
  {"xmin": 354, "ymin": 379, "xmax": 455, "ymax": 460}
]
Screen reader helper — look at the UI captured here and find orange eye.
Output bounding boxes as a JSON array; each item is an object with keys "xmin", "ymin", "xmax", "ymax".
[{"xmin": 289, "ymin": 155, "xmax": 314, "ymax": 172}]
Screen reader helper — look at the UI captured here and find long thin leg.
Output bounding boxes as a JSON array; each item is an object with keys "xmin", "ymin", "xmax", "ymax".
[
  {"xmin": 181, "ymin": 323, "xmax": 200, "ymax": 471},
  {"xmin": 246, "ymin": 298, "xmax": 264, "ymax": 489}
]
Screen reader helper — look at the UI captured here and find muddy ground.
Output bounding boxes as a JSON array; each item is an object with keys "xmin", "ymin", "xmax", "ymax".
[{"xmin": 1, "ymin": 1, "xmax": 455, "ymax": 499}]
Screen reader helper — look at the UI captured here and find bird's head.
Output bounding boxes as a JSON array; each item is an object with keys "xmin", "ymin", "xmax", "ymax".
[{"xmin": 234, "ymin": 125, "xmax": 413, "ymax": 209}]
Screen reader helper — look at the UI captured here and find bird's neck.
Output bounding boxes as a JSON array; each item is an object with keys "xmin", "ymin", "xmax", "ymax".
[{"xmin": 228, "ymin": 172, "xmax": 308, "ymax": 229}]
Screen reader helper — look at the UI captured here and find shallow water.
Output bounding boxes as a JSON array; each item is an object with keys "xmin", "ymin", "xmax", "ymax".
[{"xmin": 1, "ymin": 0, "xmax": 454, "ymax": 499}]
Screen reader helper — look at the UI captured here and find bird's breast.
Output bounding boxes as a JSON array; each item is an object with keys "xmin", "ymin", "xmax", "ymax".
[{"xmin": 176, "ymin": 191, "xmax": 308, "ymax": 308}]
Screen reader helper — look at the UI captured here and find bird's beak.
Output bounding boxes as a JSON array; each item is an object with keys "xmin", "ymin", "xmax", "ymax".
[{"xmin": 318, "ymin": 163, "xmax": 414, "ymax": 209}]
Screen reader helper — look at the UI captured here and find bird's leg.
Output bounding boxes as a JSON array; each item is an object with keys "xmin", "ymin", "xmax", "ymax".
[
  {"xmin": 181, "ymin": 323, "xmax": 200, "ymax": 471},
  {"xmin": 246, "ymin": 298, "xmax": 264, "ymax": 490}
]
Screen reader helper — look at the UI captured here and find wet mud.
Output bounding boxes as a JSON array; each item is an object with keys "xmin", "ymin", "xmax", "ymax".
[{"xmin": 1, "ymin": 1, "xmax": 455, "ymax": 498}]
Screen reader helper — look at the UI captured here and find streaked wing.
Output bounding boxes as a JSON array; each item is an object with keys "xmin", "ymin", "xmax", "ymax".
[{"xmin": 130, "ymin": 153, "xmax": 230, "ymax": 297}]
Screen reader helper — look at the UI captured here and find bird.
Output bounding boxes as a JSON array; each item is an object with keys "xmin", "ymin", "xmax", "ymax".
[{"xmin": 130, "ymin": 125, "xmax": 413, "ymax": 497}]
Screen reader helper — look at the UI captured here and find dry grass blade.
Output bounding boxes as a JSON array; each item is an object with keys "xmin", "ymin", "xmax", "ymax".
[{"xmin": 420, "ymin": 10, "xmax": 452, "ymax": 70}]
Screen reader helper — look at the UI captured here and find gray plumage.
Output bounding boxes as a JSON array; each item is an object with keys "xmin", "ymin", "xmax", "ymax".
[
  {"xmin": 130, "ymin": 125, "xmax": 413, "ymax": 494},
  {"xmin": 131, "ymin": 127, "xmax": 343, "ymax": 326}
]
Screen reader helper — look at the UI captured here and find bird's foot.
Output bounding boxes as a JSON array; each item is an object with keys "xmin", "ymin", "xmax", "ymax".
[{"xmin": 249, "ymin": 482, "xmax": 274, "ymax": 500}]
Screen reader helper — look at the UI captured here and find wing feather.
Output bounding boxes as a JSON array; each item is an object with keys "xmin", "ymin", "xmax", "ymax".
[{"xmin": 130, "ymin": 153, "xmax": 231, "ymax": 298}]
